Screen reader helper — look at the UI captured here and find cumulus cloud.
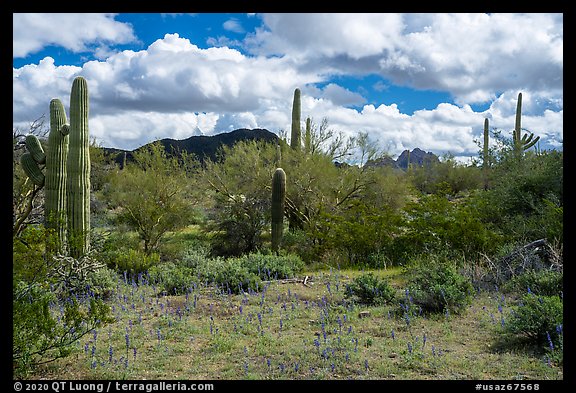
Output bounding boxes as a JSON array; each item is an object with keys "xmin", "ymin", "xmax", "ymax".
[
  {"xmin": 13, "ymin": 13, "xmax": 137, "ymax": 58},
  {"xmin": 247, "ymin": 13, "xmax": 563, "ymax": 106},
  {"xmin": 12, "ymin": 14, "xmax": 562, "ymax": 161},
  {"xmin": 223, "ymin": 18, "xmax": 245, "ymax": 34}
]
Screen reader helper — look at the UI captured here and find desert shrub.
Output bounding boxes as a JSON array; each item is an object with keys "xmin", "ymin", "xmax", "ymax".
[
  {"xmin": 212, "ymin": 260, "xmax": 262, "ymax": 294},
  {"xmin": 504, "ymin": 293, "xmax": 563, "ymax": 347},
  {"xmin": 106, "ymin": 248, "xmax": 160, "ymax": 277},
  {"xmin": 405, "ymin": 259, "xmax": 474, "ymax": 314},
  {"xmin": 147, "ymin": 262, "xmax": 196, "ymax": 295},
  {"xmin": 13, "ymin": 280, "xmax": 113, "ymax": 378},
  {"xmin": 239, "ymin": 253, "xmax": 305, "ymax": 280},
  {"xmin": 502, "ymin": 269, "xmax": 563, "ymax": 297},
  {"xmin": 344, "ymin": 272, "xmax": 396, "ymax": 305}
]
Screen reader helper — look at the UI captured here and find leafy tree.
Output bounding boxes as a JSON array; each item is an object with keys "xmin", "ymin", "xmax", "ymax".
[{"xmin": 103, "ymin": 142, "xmax": 197, "ymax": 254}]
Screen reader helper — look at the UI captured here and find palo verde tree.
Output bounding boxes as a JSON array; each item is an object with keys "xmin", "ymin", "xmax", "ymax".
[{"xmin": 104, "ymin": 142, "xmax": 197, "ymax": 255}]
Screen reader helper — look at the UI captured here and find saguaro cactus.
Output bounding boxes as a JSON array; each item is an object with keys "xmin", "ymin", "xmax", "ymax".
[
  {"xmin": 45, "ymin": 98, "xmax": 70, "ymax": 252},
  {"xmin": 271, "ymin": 168, "xmax": 286, "ymax": 254},
  {"xmin": 513, "ymin": 92, "xmax": 540, "ymax": 157},
  {"xmin": 290, "ymin": 88, "xmax": 301, "ymax": 150},
  {"xmin": 483, "ymin": 118, "xmax": 490, "ymax": 190},
  {"xmin": 304, "ymin": 117, "xmax": 312, "ymax": 154},
  {"xmin": 66, "ymin": 76, "xmax": 91, "ymax": 257}
]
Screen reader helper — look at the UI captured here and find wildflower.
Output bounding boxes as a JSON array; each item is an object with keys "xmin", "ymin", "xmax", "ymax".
[
  {"xmin": 391, "ymin": 329, "xmax": 395, "ymax": 340},
  {"xmin": 108, "ymin": 345, "xmax": 113, "ymax": 363},
  {"xmin": 422, "ymin": 333, "xmax": 427, "ymax": 350},
  {"xmin": 294, "ymin": 362, "xmax": 299, "ymax": 372},
  {"xmin": 407, "ymin": 342, "xmax": 413, "ymax": 354},
  {"xmin": 266, "ymin": 358, "xmax": 271, "ymax": 369},
  {"xmin": 546, "ymin": 331, "xmax": 554, "ymax": 351},
  {"xmin": 364, "ymin": 359, "xmax": 369, "ymax": 371}
]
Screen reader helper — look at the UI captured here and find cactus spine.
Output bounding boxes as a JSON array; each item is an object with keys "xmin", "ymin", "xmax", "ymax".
[
  {"xmin": 513, "ymin": 92, "xmax": 540, "ymax": 157},
  {"xmin": 66, "ymin": 76, "xmax": 91, "ymax": 257},
  {"xmin": 290, "ymin": 88, "xmax": 301, "ymax": 150},
  {"xmin": 271, "ymin": 168, "xmax": 286, "ymax": 254},
  {"xmin": 45, "ymin": 98, "xmax": 70, "ymax": 252}
]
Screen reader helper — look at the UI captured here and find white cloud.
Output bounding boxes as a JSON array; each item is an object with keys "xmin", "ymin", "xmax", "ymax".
[
  {"xmin": 247, "ymin": 13, "xmax": 563, "ymax": 106},
  {"xmin": 12, "ymin": 15, "xmax": 562, "ymax": 161},
  {"xmin": 13, "ymin": 13, "xmax": 137, "ymax": 58},
  {"xmin": 223, "ymin": 18, "xmax": 245, "ymax": 34}
]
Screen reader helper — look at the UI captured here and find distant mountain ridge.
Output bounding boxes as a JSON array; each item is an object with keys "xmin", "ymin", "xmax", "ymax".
[
  {"xmin": 365, "ymin": 147, "xmax": 439, "ymax": 170},
  {"xmin": 102, "ymin": 128, "xmax": 279, "ymax": 165},
  {"xmin": 102, "ymin": 128, "xmax": 439, "ymax": 170}
]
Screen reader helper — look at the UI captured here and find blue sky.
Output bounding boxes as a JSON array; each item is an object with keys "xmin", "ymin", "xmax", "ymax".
[{"xmin": 13, "ymin": 13, "xmax": 563, "ymax": 161}]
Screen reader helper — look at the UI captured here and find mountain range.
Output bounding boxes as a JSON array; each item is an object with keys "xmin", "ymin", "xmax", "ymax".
[{"xmin": 102, "ymin": 128, "xmax": 438, "ymax": 169}]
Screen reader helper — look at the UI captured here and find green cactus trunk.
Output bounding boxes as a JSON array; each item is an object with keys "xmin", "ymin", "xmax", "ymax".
[
  {"xmin": 45, "ymin": 98, "xmax": 70, "ymax": 253},
  {"xmin": 271, "ymin": 168, "xmax": 286, "ymax": 254},
  {"xmin": 513, "ymin": 92, "xmax": 540, "ymax": 157},
  {"xmin": 290, "ymin": 88, "xmax": 301, "ymax": 150},
  {"xmin": 275, "ymin": 144, "xmax": 282, "ymax": 167},
  {"xmin": 66, "ymin": 76, "xmax": 91, "ymax": 257},
  {"xmin": 483, "ymin": 118, "xmax": 489, "ymax": 190},
  {"xmin": 304, "ymin": 117, "xmax": 311, "ymax": 154}
]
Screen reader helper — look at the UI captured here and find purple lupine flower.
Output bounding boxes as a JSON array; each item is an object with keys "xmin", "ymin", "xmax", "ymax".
[
  {"xmin": 133, "ymin": 347, "xmax": 137, "ymax": 360},
  {"xmin": 432, "ymin": 345, "xmax": 436, "ymax": 357},
  {"xmin": 556, "ymin": 324, "xmax": 563, "ymax": 336},
  {"xmin": 407, "ymin": 342, "xmax": 413, "ymax": 354},
  {"xmin": 331, "ymin": 363, "xmax": 335, "ymax": 372},
  {"xmin": 422, "ymin": 333, "xmax": 427, "ymax": 350},
  {"xmin": 391, "ymin": 329, "xmax": 395, "ymax": 340},
  {"xmin": 345, "ymin": 353, "xmax": 350, "ymax": 362},
  {"xmin": 279, "ymin": 319, "xmax": 283, "ymax": 331},
  {"xmin": 546, "ymin": 331, "xmax": 554, "ymax": 351},
  {"xmin": 294, "ymin": 362, "xmax": 299, "ymax": 372},
  {"xmin": 364, "ymin": 359, "xmax": 369, "ymax": 371},
  {"xmin": 266, "ymin": 358, "xmax": 271, "ymax": 369},
  {"xmin": 108, "ymin": 345, "xmax": 113, "ymax": 363},
  {"xmin": 125, "ymin": 331, "xmax": 130, "ymax": 349}
]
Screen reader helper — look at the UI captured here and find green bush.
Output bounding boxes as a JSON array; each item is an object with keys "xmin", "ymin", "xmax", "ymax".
[
  {"xmin": 13, "ymin": 280, "xmax": 113, "ymax": 378},
  {"xmin": 106, "ymin": 248, "xmax": 160, "ymax": 277},
  {"xmin": 239, "ymin": 253, "xmax": 305, "ymax": 280},
  {"xmin": 504, "ymin": 293, "xmax": 563, "ymax": 347},
  {"xmin": 406, "ymin": 260, "xmax": 474, "ymax": 314},
  {"xmin": 148, "ymin": 262, "xmax": 196, "ymax": 295},
  {"xmin": 503, "ymin": 270, "xmax": 563, "ymax": 297},
  {"xmin": 344, "ymin": 273, "xmax": 396, "ymax": 305}
]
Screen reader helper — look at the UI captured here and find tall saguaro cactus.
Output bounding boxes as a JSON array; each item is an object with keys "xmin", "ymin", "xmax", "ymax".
[
  {"xmin": 290, "ymin": 88, "xmax": 301, "ymax": 150},
  {"xmin": 513, "ymin": 92, "xmax": 540, "ymax": 158},
  {"xmin": 483, "ymin": 118, "xmax": 490, "ymax": 190},
  {"xmin": 271, "ymin": 168, "xmax": 286, "ymax": 254},
  {"xmin": 304, "ymin": 117, "xmax": 312, "ymax": 154},
  {"xmin": 45, "ymin": 98, "xmax": 70, "ymax": 252},
  {"xmin": 66, "ymin": 76, "xmax": 91, "ymax": 257}
]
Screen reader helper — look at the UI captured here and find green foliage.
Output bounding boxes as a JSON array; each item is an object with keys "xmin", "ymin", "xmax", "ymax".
[
  {"xmin": 106, "ymin": 248, "xmax": 160, "ymax": 277},
  {"xmin": 405, "ymin": 258, "xmax": 474, "ymax": 315},
  {"xmin": 104, "ymin": 141, "xmax": 196, "ymax": 254},
  {"xmin": 398, "ymin": 192, "xmax": 503, "ymax": 259},
  {"xmin": 476, "ymin": 149, "xmax": 563, "ymax": 243},
  {"xmin": 344, "ymin": 272, "xmax": 396, "ymax": 305},
  {"xmin": 502, "ymin": 270, "xmax": 563, "ymax": 297},
  {"xmin": 148, "ymin": 262, "xmax": 196, "ymax": 295},
  {"xmin": 238, "ymin": 253, "xmax": 305, "ymax": 280},
  {"xmin": 504, "ymin": 293, "xmax": 563, "ymax": 346},
  {"xmin": 13, "ymin": 280, "xmax": 114, "ymax": 378},
  {"xmin": 410, "ymin": 154, "xmax": 483, "ymax": 196}
]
